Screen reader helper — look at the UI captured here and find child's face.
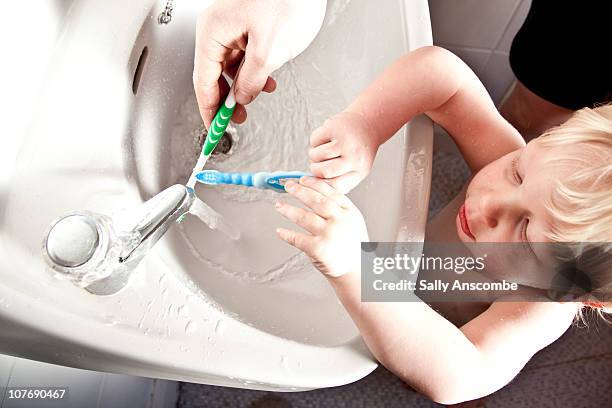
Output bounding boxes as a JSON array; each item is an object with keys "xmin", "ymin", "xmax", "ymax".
[
  {"xmin": 458, "ymin": 139, "xmax": 573, "ymax": 249},
  {"xmin": 457, "ymin": 140, "xmax": 578, "ymax": 287}
]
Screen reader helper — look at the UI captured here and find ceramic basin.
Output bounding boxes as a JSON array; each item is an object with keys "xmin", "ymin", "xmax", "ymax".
[{"xmin": 0, "ymin": 0, "xmax": 432, "ymax": 390}]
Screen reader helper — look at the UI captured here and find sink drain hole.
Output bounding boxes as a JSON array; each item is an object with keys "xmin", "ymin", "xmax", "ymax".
[{"xmin": 200, "ymin": 129, "xmax": 234, "ymax": 155}]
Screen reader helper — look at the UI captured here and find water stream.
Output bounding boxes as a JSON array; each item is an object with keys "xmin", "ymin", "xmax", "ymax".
[{"xmin": 187, "ymin": 197, "xmax": 241, "ymax": 241}]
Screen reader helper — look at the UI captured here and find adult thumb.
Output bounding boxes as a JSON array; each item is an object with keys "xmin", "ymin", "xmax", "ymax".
[{"xmin": 233, "ymin": 48, "xmax": 273, "ymax": 106}]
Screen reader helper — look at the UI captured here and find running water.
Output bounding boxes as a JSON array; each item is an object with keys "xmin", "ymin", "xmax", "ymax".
[
  {"xmin": 163, "ymin": 0, "xmax": 357, "ymax": 281},
  {"xmin": 187, "ymin": 197, "xmax": 241, "ymax": 241}
]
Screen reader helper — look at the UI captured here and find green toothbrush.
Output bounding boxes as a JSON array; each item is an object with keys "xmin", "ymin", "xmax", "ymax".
[{"xmin": 186, "ymin": 68, "xmax": 240, "ymax": 189}]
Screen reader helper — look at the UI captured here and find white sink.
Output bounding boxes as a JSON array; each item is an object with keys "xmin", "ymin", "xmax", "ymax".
[{"xmin": 0, "ymin": 0, "xmax": 432, "ymax": 390}]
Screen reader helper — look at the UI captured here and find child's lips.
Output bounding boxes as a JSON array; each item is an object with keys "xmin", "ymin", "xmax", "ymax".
[{"xmin": 459, "ymin": 204, "xmax": 475, "ymax": 240}]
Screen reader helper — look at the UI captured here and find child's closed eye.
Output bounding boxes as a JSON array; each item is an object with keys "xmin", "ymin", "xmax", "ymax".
[
  {"xmin": 520, "ymin": 218, "xmax": 538, "ymax": 259},
  {"xmin": 512, "ymin": 156, "xmax": 523, "ymax": 184}
]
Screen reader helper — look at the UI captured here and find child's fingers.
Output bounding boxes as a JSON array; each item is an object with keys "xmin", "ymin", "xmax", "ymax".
[
  {"xmin": 284, "ymin": 181, "xmax": 339, "ymax": 219},
  {"xmin": 309, "ymin": 157, "xmax": 353, "ymax": 179},
  {"xmin": 299, "ymin": 177, "xmax": 354, "ymax": 209},
  {"xmin": 309, "ymin": 139, "xmax": 340, "ymax": 163},
  {"xmin": 276, "ymin": 227, "xmax": 316, "ymax": 255},
  {"xmin": 324, "ymin": 172, "xmax": 363, "ymax": 195},
  {"xmin": 309, "ymin": 126, "xmax": 332, "ymax": 148},
  {"xmin": 274, "ymin": 201, "xmax": 326, "ymax": 234}
]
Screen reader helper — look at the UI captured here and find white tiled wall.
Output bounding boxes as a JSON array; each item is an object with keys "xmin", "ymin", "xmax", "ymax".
[
  {"xmin": 0, "ymin": 354, "xmax": 177, "ymax": 408},
  {"xmin": 429, "ymin": 0, "xmax": 532, "ymax": 104}
]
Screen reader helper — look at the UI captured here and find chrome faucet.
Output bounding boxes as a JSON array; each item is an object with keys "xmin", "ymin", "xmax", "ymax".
[{"xmin": 43, "ymin": 185, "xmax": 194, "ymax": 295}]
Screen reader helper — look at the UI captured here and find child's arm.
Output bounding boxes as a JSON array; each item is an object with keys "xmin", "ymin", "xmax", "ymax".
[
  {"xmin": 332, "ymin": 277, "xmax": 577, "ymax": 404},
  {"xmin": 276, "ymin": 177, "xmax": 578, "ymax": 404},
  {"xmin": 310, "ymin": 46, "xmax": 525, "ymax": 191}
]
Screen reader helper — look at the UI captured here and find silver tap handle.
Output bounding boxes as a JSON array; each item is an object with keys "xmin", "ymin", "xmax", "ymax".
[{"xmin": 45, "ymin": 214, "xmax": 101, "ymax": 268}]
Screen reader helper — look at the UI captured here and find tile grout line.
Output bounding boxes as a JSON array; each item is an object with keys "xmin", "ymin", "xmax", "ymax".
[
  {"xmin": 0, "ymin": 357, "xmax": 16, "ymax": 408},
  {"xmin": 96, "ymin": 373, "xmax": 107, "ymax": 408},
  {"xmin": 523, "ymin": 351, "xmax": 612, "ymax": 372},
  {"xmin": 492, "ymin": 0, "xmax": 524, "ymax": 51},
  {"xmin": 436, "ymin": 43, "xmax": 492, "ymax": 54}
]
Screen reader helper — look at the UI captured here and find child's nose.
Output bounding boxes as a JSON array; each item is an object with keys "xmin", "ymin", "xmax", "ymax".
[{"xmin": 480, "ymin": 191, "xmax": 517, "ymax": 228}]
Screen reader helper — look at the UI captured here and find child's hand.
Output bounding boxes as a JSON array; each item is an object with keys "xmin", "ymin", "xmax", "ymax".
[
  {"xmin": 275, "ymin": 177, "xmax": 368, "ymax": 278},
  {"xmin": 309, "ymin": 111, "xmax": 379, "ymax": 194}
]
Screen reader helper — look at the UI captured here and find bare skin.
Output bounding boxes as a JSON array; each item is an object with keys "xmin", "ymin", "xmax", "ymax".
[
  {"xmin": 499, "ymin": 80, "xmax": 573, "ymax": 141},
  {"xmin": 276, "ymin": 46, "xmax": 580, "ymax": 404},
  {"xmin": 193, "ymin": 0, "xmax": 327, "ymax": 128}
]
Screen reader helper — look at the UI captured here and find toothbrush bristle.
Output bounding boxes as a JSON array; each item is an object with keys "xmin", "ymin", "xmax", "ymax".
[{"xmin": 196, "ymin": 171, "xmax": 219, "ymax": 185}]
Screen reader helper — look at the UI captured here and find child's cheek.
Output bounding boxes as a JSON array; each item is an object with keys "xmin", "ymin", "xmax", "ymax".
[{"xmin": 470, "ymin": 160, "xmax": 505, "ymax": 194}]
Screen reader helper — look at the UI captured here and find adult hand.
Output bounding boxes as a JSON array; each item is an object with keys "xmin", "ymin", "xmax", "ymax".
[{"xmin": 194, "ymin": 0, "xmax": 327, "ymax": 128}]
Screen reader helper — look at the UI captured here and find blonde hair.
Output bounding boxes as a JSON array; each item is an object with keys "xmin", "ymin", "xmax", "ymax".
[{"xmin": 536, "ymin": 104, "xmax": 612, "ymax": 313}]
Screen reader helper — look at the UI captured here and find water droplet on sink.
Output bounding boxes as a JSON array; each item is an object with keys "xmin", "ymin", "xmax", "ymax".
[
  {"xmin": 177, "ymin": 305, "xmax": 189, "ymax": 316},
  {"xmin": 280, "ymin": 355, "xmax": 289, "ymax": 368},
  {"xmin": 214, "ymin": 320, "xmax": 227, "ymax": 335},
  {"xmin": 185, "ymin": 320, "xmax": 197, "ymax": 334},
  {"xmin": 158, "ymin": 274, "xmax": 167, "ymax": 285}
]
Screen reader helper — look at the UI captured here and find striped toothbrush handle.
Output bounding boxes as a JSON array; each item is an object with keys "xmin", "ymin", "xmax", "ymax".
[
  {"xmin": 218, "ymin": 172, "xmax": 254, "ymax": 187},
  {"xmin": 202, "ymin": 93, "xmax": 236, "ymax": 156}
]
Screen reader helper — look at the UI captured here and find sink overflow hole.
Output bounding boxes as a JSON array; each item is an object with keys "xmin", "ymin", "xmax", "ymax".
[{"xmin": 132, "ymin": 46, "xmax": 149, "ymax": 95}]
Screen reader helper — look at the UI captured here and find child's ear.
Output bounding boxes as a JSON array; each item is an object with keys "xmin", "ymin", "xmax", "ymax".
[{"xmin": 582, "ymin": 301, "xmax": 605, "ymax": 309}]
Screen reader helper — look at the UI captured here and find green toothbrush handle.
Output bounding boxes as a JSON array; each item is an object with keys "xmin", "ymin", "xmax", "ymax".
[{"xmin": 203, "ymin": 94, "xmax": 236, "ymax": 156}]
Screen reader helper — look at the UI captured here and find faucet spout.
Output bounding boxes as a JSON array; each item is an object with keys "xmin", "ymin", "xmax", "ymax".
[
  {"xmin": 120, "ymin": 185, "xmax": 194, "ymax": 263},
  {"xmin": 43, "ymin": 184, "xmax": 194, "ymax": 295}
]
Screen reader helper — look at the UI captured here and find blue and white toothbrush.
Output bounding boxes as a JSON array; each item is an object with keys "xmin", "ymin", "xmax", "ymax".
[{"xmin": 195, "ymin": 170, "xmax": 310, "ymax": 192}]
